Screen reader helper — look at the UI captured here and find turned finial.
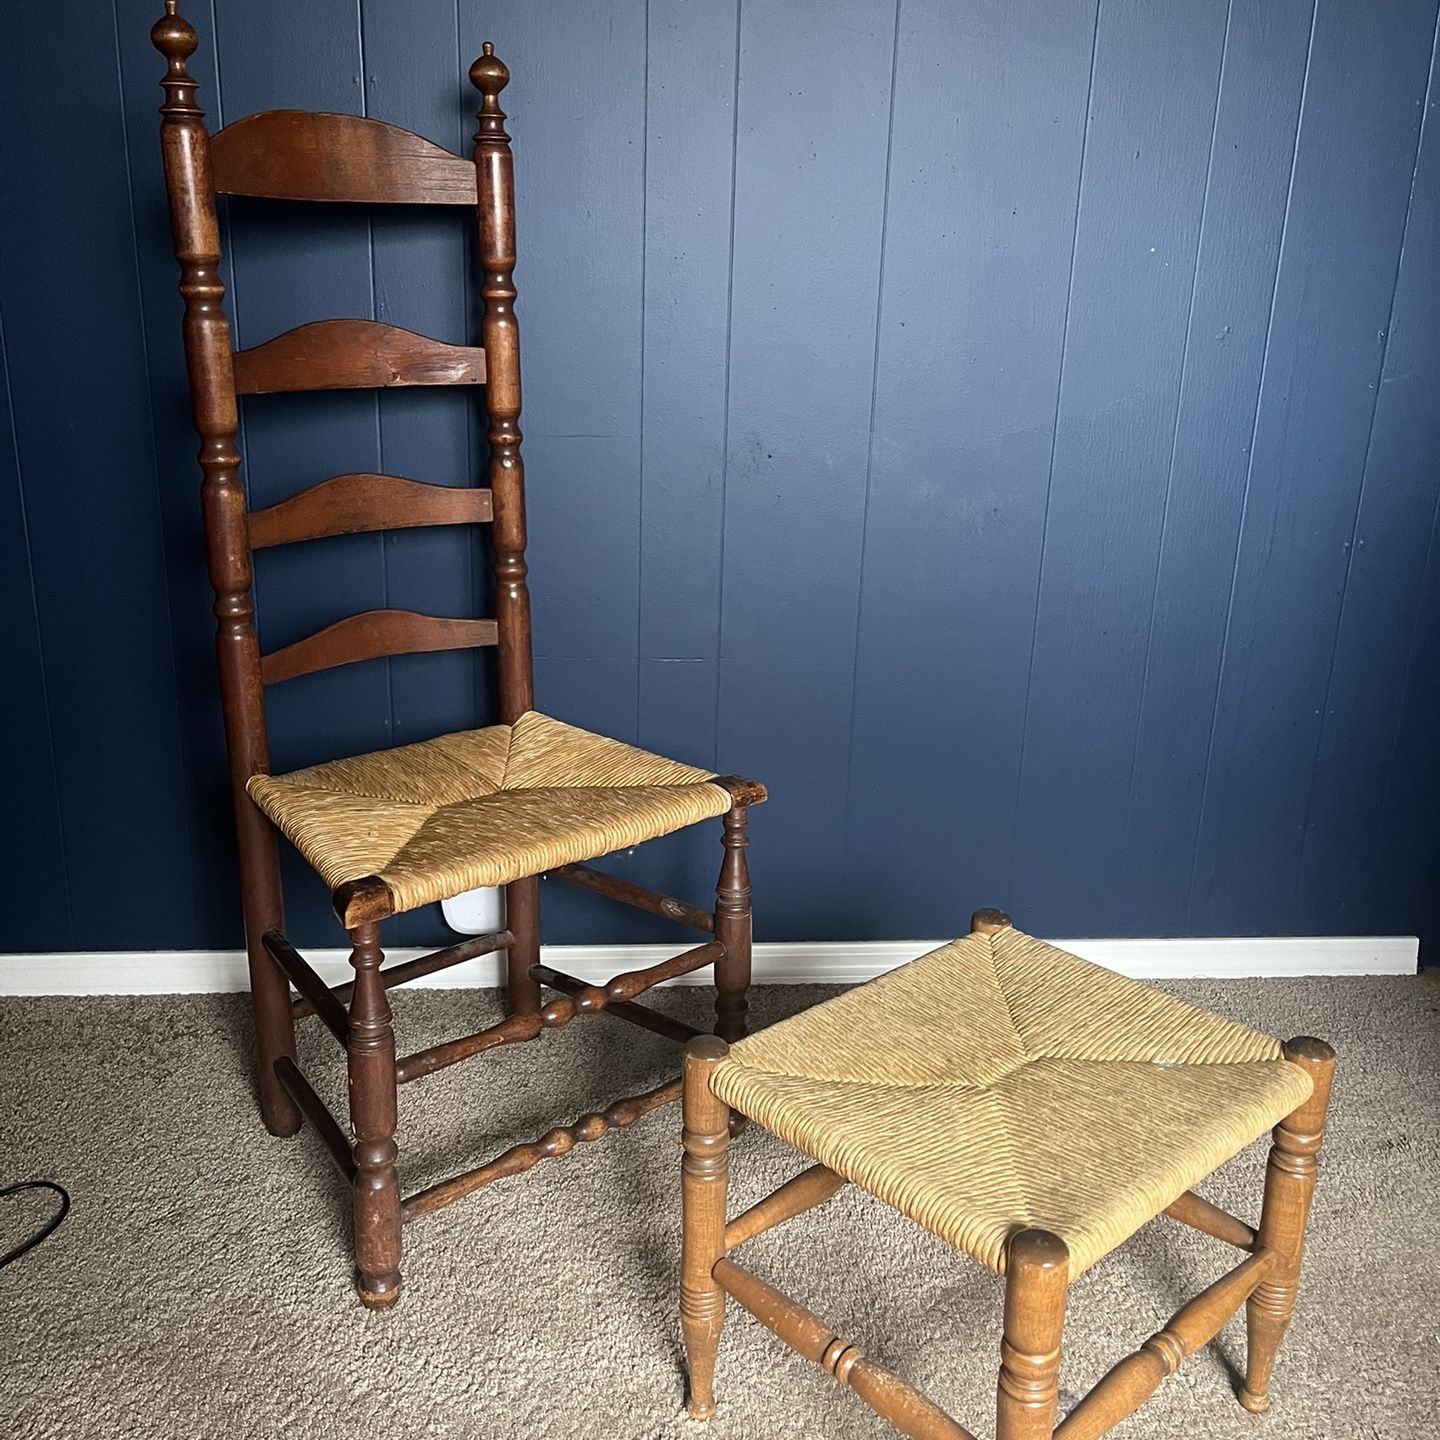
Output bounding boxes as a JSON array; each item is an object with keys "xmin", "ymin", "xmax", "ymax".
[
  {"xmin": 971, "ymin": 907, "xmax": 1013, "ymax": 936},
  {"xmin": 152, "ymin": 2, "xmax": 202, "ymax": 116},
  {"xmin": 470, "ymin": 41, "xmax": 510, "ymax": 108}
]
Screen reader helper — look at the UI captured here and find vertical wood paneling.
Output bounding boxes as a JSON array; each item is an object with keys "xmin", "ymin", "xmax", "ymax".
[
  {"xmin": 1189, "ymin": 0, "xmax": 1440, "ymax": 932},
  {"xmin": 0, "ymin": 1, "xmax": 200, "ymax": 947},
  {"xmin": 1008, "ymin": 0, "xmax": 1234, "ymax": 936},
  {"xmin": 1121, "ymin": 0, "xmax": 1316, "ymax": 934},
  {"xmin": 842, "ymin": 0, "xmax": 1098, "ymax": 937},
  {"xmin": 1301, "ymin": 17, "xmax": 1440, "ymax": 928},
  {"xmin": 716, "ymin": 0, "xmax": 898, "ymax": 939},
  {"xmin": 0, "ymin": 311, "xmax": 71, "ymax": 948},
  {"xmin": 3, "ymin": 0, "xmax": 1440, "ymax": 955}
]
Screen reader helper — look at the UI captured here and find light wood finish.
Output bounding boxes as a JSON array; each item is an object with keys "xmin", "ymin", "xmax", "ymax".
[
  {"xmin": 723, "ymin": 1164, "xmax": 845, "ymax": 1251},
  {"xmin": 232, "ymin": 319, "xmax": 487, "ymax": 395},
  {"xmin": 553, "ymin": 863, "xmax": 716, "ymax": 933},
  {"xmin": 996, "ymin": 1229, "xmax": 1068, "ymax": 1440},
  {"xmin": 681, "ymin": 1037, "xmax": 731, "ymax": 1422},
  {"xmin": 259, "ymin": 610, "xmax": 498, "ymax": 685},
  {"xmin": 681, "ymin": 912, "xmax": 1334, "ymax": 1440},
  {"xmin": 1054, "ymin": 1250, "xmax": 1275, "ymax": 1440},
  {"xmin": 713, "ymin": 1259, "xmax": 978, "ymax": 1440},
  {"xmin": 401, "ymin": 1077, "xmax": 682, "ymax": 1221},
  {"xmin": 248, "ymin": 473, "xmax": 493, "ymax": 549},
  {"xmin": 152, "ymin": 4, "xmax": 763, "ymax": 1307},
  {"xmin": 345, "ymin": 923, "xmax": 402, "ymax": 1309},
  {"xmin": 210, "ymin": 109, "xmax": 477, "ymax": 203},
  {"xmin": 1240, "ymin": 1036, "xmax": 1337, "ymax": 1413},
  {"xmin": 1162, "ymin": 1188, "xmax": 1257, "ymax": 1250}
]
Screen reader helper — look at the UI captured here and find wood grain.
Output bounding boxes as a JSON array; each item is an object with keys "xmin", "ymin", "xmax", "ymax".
[
  {"xmin": 211, "ymin": 109, "xmax": 477, "ymax": 203},
  {"xmin": 248, "ymin": 473, "xmax": 492, "ymax": 549},
  {"xmin": 260, "ymin": 609, "xmax": 498, "ymax": 685},
  {"xmin": 232, "ymin": 319, "xmax": 486, "ymax": 395}
]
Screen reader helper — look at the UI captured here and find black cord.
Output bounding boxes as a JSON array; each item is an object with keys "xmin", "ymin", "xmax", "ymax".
[{"xmin": 0, "ymin": 1181, "xmax": 70, "ymax": 1269}]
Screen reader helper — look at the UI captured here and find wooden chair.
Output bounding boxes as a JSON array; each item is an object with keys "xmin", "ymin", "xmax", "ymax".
[
  {"xmin": 680, "ymin": 911, "xmax": 1335, "ymax": 1440},
  {"xmin": 149, "ymin": 2, "xmax": 764, "ymax": 1310}
]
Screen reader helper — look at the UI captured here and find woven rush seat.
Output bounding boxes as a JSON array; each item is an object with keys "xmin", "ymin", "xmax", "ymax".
[
  {"xmin": 248, "ymin": 710, "xmax": 732, "ymax": 917},
  {"xmin": 711, "ymin": 924, "xmax": 1313, "ymax": 1278}
]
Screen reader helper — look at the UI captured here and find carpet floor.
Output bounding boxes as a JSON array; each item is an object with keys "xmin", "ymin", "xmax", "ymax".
[{"xmin": 2, "ymin": 974, "xmax": 1437, "ymax": 1439}]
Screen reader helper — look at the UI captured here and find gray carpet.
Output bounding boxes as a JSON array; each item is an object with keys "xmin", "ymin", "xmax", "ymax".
[{"xmin": 2, "ymin": 975, "xmax": 1437, "ymax": 1439}]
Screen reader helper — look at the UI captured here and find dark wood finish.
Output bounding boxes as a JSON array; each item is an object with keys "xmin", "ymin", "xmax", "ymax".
[
  {"xmin": 153, "ymin": 7, "xmax": 759, "ymax": 1308},
  {"xmin": 274, "ymin": 1056, "xmax": 356, "ymax": 1183},
  {"xmin": 233, "ymin": 319, "xmax": 487, "ymax": 395},
  {"xmin": 345, "ymin": 922, "xmax": 402, "ymax": 1309},
  {"xmin": 970, "ymin": 907, "xmax": 1013, "ymax": 936},
  {"xmin": 260, "ymin": 609, "xmax": 498, "ymax": 686},
  {"xmin": 681, "ymin": 1036, "xmax": 731, "ymax": 1422},
  {"xmin": 531, "ymin": 964, "xmax": 701, "ymax": 1045},
  {"xmin": 553, "ymin": 863, "xmax": 716, "ymax": 933},
  {"xmin": 152, "ymin": 1, "xmax": 299, "ymax": 1139},
  {"xmin": 1163, "ymin": 1188, "xmax": 1257, "ymax": 1250},
  {"xmin": 402, "ymin": 1076, "xmax": 682, "ymax": 1221},
  {"xmin": 262, "ymin": 930, "xmax": 348, "ymax": 1043},
  {"xmin": 713, "ymin": 1259, "xmax": 978, "ymax": 1440},
  {"xmin": 1054, "ymin": 1251, "xmax": 1275, "ymax": 1440},
  {"xmin": 293, "ymin": 929, "xmax": 514, "ymax": 1017},
  {"xmin": 248, "ymin": 473, "xmax": 493, "ymax": 549},
  {"xmin": 713, "ymin": 804, "xmax": 752, "ymax": 1042},
  {"xmin": 997, "ymin": 1229, "xmax": 1069, "ymax": 1440},
  {"xmin": 723, "ymin": 1164, "xmax": 845, "ymax": 1251},
  {"xmin": 211, "ymin": 110, "xmax": 477, "ymax": 204},
  {"xmin": 709, "ymin": 774, "xmax": 768, "ymax": 807},
  {"xmin": 1240, "ymin": 1036, "xmax": 1337, "ymax": 1413}
]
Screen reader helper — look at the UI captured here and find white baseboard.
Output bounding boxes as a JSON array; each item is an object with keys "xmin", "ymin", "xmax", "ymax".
[{"xmin": 0, "ymin": 934, "xmax": 1418, "ymax": 996}]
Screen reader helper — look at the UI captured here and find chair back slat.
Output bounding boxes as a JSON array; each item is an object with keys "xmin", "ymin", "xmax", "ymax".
[
  {"xmin": 260, "ymin": 610, "xmax": 500, "ymax": 686},
  {"xmin": 211, "ymin": 110, "xmax": 477, "ymax": 204},
  {"xmin": 233, "ymin": 319, "xmax": 487, "ymax": 395},
  {"xmin": 248, "ymin": 473, "xmax": 493, "ymax": 549}
]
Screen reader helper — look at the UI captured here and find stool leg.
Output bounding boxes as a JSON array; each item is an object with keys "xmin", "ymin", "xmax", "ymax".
[
  {"xmin": 1240, "ymin": 1036, "xmax": 1336, "ymax": 1413},
  {"xmin": 997, "ymin": 1229, "xmax": 1068, "ymax": 1440},
  {"xmin": 713, "ymin": 805, "xmax": 751, "ymax": 1043},
  {"xmin": 681, "ymin": 1035, "xmax": 731, "ymax": 1420},
  {"xmin": 346, "ymin": 921, "xmax": 403, "ymax": 1309}
]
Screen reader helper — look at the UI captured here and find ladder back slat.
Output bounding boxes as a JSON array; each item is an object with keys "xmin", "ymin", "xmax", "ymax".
[
  {"xmin": 248, "ymin": 473, "xmax": 493, "ymax": 549},
  {"xmin": 261, "ymin": 610, "xmax": 499, "ymax": 685},
  {"xmin": 233, "ymin": 320, "xmax": 486, "ymax": 395},
  {"xmin": 211, "ymin": 110, "xmax": 477, "ymax": 205}
]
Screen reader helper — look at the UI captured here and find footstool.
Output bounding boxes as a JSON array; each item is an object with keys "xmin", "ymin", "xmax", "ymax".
[{"xmin": 678, "ymin": 909, "xmax": 1335, "ymax": 1440}]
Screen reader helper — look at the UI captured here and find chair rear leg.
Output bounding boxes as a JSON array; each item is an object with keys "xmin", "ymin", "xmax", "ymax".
[
  {"xmin": 236, "ymin": 810, "xmax": 299, "ymax": 1136},
  {"xmin": 681, "ymin": 1036, "xmax": 732, "ymax": 1419},
  {"xmin": 1240, "ymin": 1036, "xmax": 1336, "ymax": 1413},
  {"xmin": 504, "ymin": 875, "xmax": 542, "ymax": 1016},
  {"xmin": 346, "ymin": 920, "xmax": 403, "ymax": 1309},
  {"xmin": 713, "ymin": 805, "xmax": 752, "ymax": 1043},
  {"xmin": 997, "ymin": 1229, "xmax": 1068, "ymax": 1440}
]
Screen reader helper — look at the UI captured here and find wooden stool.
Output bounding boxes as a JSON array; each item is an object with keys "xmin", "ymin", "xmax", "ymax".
[{"xmin": 680, "ymin": 910, "xmax": 1335, "ymax": 1439}]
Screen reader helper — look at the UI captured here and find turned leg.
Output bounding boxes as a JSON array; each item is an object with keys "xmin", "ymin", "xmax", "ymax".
[
  {"xmin": 504, "ymin": 874, "xmax": 542, "ymax": 1016},
  {"xmin": 997, "ymin": 1229, "xmax": 1069, "ymax": 1440},
  {"xmin": 1239, "ymin": 1036, "xmax": 1336, "ymax": 1413},
  {"xmin": 236, "ymin": 811, "xmax": 299, "ymax": 1137},
  {"xmin": 681, "ymin": 1035, "xmax": 732, "ymax": 1420},
  {"xmin": 346, "ymin": 921, "xmax": 403, "ymax": 1309},
  {"xmin": 713, "ymin": 806, "xmax": 752, "ymax": 1043}
]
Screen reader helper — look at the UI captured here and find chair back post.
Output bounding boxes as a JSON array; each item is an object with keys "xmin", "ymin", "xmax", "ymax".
[
  {"xmin": 470, "ymin": 45, "xmax": 535, "ymax": 722},
  {"xmin": 151, "ymin": 4, "xmax": 276, "ymax": 860}
]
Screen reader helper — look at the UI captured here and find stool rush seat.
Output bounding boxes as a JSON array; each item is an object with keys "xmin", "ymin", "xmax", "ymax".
[
  {"xmin": 679, "ymin": 910, "xmax": 1334, "ymax": 1440},
  {"xmin": 149, "ymin": 2, "xmax": 763, "ymax": 1308}
]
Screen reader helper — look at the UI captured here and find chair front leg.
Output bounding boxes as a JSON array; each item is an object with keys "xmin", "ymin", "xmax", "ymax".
[
  {"xmin": 713, "ymin": 805, "xmax": 752, "ymax": 1043},
  {"xmin": 997, "ymin": 1229, "xmax": 1068, "ymax": 1440},
  {"xmin": 1240, "ymin": 1036, "xmax": 1336, "ymax": 1413},
  {"xmin": 681, "ymin": 1036, "xmax": 732, "ymax": 1419},
  {"xmin": 504, "ymin": 874, "xmax": 542, "ymax": 1016},
  {"xmin": 346, "ymin": 920, "xmax": 403, "ymax": 1308}
]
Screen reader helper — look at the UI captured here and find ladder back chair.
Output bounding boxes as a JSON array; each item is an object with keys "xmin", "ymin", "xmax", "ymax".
[{"xmin": 150, "ymin": 2, "xmax": 764, "ymax": 1310}]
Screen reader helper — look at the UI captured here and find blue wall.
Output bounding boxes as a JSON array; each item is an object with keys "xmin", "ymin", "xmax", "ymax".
[{"xmin": 2, "ymin": 0, "xmax": 1438, "ymax": 955}]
